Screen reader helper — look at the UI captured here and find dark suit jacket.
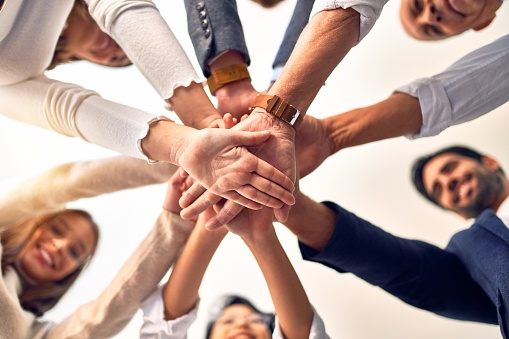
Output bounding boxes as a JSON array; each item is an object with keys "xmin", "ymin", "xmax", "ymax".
[
  {"xmin": 300, "ymin": 202, "xmax": 507, "ymax": 338},
  {"xmin": 184, "ymin": 0, "xmax": 314, "ymax": 77}
]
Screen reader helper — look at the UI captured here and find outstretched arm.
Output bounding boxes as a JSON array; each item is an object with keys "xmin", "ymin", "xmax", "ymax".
[
  {"xmin": 283, "ymin": 189, "xmax": 498, "ymax": 324},
  {"xmin": 0, "ymin": 156, "xmax": 177, "ymax": 231},
  {"xmin": 227, "ymin": 212, "xmax": 316, "ymax": 338},
  {"xmin": 162, "ymin": 209, "xmax": 227, "ymax": 321}
]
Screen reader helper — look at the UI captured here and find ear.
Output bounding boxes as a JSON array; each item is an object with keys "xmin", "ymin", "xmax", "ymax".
[
  {"xmin": 473, "ymin": 14, "xmax": 495, "ymax": 31},
  {"xmin": 481, "ymin": 155, "xmax": 500, "ymax": 171}
]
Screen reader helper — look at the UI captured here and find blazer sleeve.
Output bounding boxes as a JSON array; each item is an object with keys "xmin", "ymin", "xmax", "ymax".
[
  {"xmin": 0, "ymin": 156, "xmax": 177, "ymax": 231},
  {"xmin": 184, "ymin": 0, "xmax": 250, "ymax": 77},
  {"xmin": 45, "ymin": 211, "xmax": 195, "ymax": 339},
  {"xmin": 300, "ymin": 201, "xmax": 499, "ymax": 324}
]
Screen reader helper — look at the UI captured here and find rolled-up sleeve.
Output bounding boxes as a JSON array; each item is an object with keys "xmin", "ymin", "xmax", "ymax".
[
  {"xmin": 311, "ymin": 0, "xmax": 388, "ymax": 43},
  {"xmin": 397, "ymin": 34, "xmax": 509, "ymax": 139}
]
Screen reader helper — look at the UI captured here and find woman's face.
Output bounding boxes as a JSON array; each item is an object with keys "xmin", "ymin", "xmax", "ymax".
[
  {"xmin": 210, "ymin": 304, "xmax": 271, "ymax": 339},
  {"xmin": 18, "ymin": 212, "xmax": 97, "ymax": 283},
  {"xmin": 62, "ymin": 9, "xmax": 130, "ymax": 67}
]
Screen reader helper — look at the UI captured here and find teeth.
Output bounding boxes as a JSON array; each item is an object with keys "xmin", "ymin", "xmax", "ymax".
[
  {"xmin": 458, "ymin": 182, "xmax": 469, "ymax": 200},
  {"xmin": 40, "ymin": 249, "xmax": 53, "ymax": 267}
]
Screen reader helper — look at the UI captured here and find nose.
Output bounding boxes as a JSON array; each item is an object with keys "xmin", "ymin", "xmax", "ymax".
[
  {"xmin": 422, "ymin": 0, "xmax": 442, "ymax": 22},
  {"xmin": 447, "ymin": 178, "xmax": 458, "ymax": 192}
]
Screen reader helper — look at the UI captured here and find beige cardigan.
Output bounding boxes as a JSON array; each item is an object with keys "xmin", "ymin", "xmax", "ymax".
[{"xmin": 0, "ymin": 156, "xmax": 195, "ymax": 338}]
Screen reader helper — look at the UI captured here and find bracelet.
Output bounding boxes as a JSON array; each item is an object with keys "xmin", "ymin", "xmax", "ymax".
[
  {"xmin": 249, "ymin": 94, "xmax": 303, "ymax": 130},
  {"xmin": 207, "ymin": 64, "xmax": 251, "ymax": 95}
]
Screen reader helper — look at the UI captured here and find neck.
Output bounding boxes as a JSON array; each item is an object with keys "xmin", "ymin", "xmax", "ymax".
[{"xmin": 492, "ymin": 178, "xmax": 509, "ymax": 212}]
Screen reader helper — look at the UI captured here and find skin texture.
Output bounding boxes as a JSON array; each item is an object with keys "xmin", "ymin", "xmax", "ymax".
[
  {"xmin": 422, "ymin": 153, "xmax": 508, "ymax": 219},
  {"xmin": 209, "ymin": 304, "xmax": 271, "ymax": 339},
  {"xmin": 18, "ymin": 212, "xmax": 96, "ymax": 283},
  {"xmin": 62, "ymin": 8, "xmax": 130, "ymax": 67},
  {"xmin": 399, "ymin": 0, "xmax": 502, "ymax": 40}
]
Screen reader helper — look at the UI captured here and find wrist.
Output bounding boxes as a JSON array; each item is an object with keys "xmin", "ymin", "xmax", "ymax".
[
  {"xmin": 249, "ymin": 108, "xmax": 296, "ymax": 141},
  {"xmin": 207, "ymin": 64, "xmax": 251, "ymax": 96},
  {"xmin": 249, "ymin": 94, "xmax": 303, "ymax": 131}
]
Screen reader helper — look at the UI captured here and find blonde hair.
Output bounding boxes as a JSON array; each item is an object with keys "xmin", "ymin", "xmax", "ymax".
[
  {"xmin": 1, "ymin": 209, "xmax": 100, "ymax": 316},
  {"xmin": 47, "ymin": 0, "xmax": 89, "ymax": 70}
]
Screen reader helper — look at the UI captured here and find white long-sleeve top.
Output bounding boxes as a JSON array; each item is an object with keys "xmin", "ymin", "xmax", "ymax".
[
  {"xmin": 0, "ymin": 156, "xmax": 197, "ymax": 338},
  {"xmin": 397, "ymin": 34, "xmax": 509, "ymax": 139},
  {"xmin": 139, "ymin": 288, "xmax": 331, "ymax": 339},
  {"xmin": 0, "ymin": 0, "xmax": 201, "ymax": 159}
]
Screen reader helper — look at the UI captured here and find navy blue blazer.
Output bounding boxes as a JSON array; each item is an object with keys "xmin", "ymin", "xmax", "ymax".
[
  {"xmin": 184, "ymin": 0, "xmax": 314, "ymax": 77},
  {"xmin": 300, "ymin": 202, "xmax": 507, "ymax": 337}
]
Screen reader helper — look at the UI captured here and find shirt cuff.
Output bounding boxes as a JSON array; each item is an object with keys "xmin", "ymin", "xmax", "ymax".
[{"xmin": 396, "ymin": 78, "xmax": 453, "ymax": 139}]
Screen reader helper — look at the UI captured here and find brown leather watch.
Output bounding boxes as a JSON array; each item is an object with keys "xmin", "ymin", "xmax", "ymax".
[
  {"xmin": 207, "ymin": 64, "xmax": 251, "ymax": 95},
  {"xmin": 249, "ymin": 94, "xmax": 303, "ymax": 130}
]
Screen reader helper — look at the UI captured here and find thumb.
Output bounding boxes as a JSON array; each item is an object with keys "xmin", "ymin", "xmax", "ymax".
[{"xmin": 230, "ymin": 130, "xmax": 272, "ymax": 147}]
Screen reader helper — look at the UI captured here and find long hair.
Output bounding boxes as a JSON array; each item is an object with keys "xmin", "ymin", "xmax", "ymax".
[
  {"xmin": 48, "ymin": 0, "xmax": 89, "ymax": 70},
  {"xmin": 1, "ymin": 209, "xmax": 100, "ymax": 316}
]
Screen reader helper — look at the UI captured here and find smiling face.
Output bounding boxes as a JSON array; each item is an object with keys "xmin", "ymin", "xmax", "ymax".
[
  {"xmin": 422, "ymin": 153, "xmax": 504, "ymax": 218},
  {"xmin": 210, "ymin": 304, "xmax": 271, "ymax": 339},
  {"xmin": 399, "ymin": 0, "xmax": 501, "ymax": 40},
  {"xmin": 17, "ymin": 212, "xmax": 97, "ymax": 283},
  {"xmin": 61, "ymin": 6, "xmax": 130, "ymax": 67}
]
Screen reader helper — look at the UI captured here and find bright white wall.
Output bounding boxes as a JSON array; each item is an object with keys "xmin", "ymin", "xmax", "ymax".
[{"xmin": 0, "ymin": 0, "xmax": 508, "ymax": 338}]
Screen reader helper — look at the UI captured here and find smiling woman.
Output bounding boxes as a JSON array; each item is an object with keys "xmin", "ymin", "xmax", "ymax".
[{"xmin": 1, "ymin": 209, "xmax": 99, "ymax": 316}]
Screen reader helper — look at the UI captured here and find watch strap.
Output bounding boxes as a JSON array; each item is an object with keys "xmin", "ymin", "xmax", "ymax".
[
  {"xmin": 207, "ymin": 64, "xmax": 251, "ymax": 95},
  {"xmin": 249, "ymin": 94, "xmax": 303, "ymax": 130}
]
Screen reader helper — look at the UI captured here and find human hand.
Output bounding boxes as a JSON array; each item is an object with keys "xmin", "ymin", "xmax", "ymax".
[
  {"xmin": 181, "ymin": 109, "xmax": 297, "ymax": 229},
  {"xmin": 295, "ymin": 115, "xmax": 333, "ymax": 178},
  {"xmin": 177, "ymin": 126, "xmax": 295, "ymax": 215},
  {"xmin": 162, "ymin": 168, "xmax": 195, "ymax": 215},
  {"xmin": 215, "ymin": 80, "xmax": 259, "ymax": 120}
]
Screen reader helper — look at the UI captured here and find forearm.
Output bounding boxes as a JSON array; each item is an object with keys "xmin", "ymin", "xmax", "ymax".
[
  {"xmin": 163, "ymin": 210, "xmax": 227, "ymax": 320},
  {"xmin": 269, "ymin": 8, "xmax": 360, "ymax": 115},
  {"xmin": 243, "ymin": 231, "xmax": 313, "ymax": 339},
  {"xmin": 284, "ymin": 191, "xmax": 337, "ymax": 252},
  {"xmin": 165, "ymin": 82, "xmax": 222, "ymax": 130},
  {"xmin": 324, "ymin": 92, "xmax": 422, "ymax": 154}
]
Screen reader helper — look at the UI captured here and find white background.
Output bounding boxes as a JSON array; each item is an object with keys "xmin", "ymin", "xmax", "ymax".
[{"xmin": 1, "ymin": 0, "xmax": 508, "ymax": 338}]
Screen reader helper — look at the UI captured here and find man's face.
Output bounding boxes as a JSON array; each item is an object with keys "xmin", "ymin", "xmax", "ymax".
[
  {"xmin": 399, "ymin": 0, "xmax": 502, "ymax": 40},
  {"xmin": 422, "ymin": 153, "xmax": 503, "ymax": 218}
]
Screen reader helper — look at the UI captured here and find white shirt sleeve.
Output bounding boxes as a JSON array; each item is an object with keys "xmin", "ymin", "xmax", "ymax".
[
  {"xmin": 397, "ymin": 34, "xmax": 509, "ymax": 139},
  {"xmin": 272, "ymin": 305, "xmax": 330, "ymax": 339},
  {"xmin": 85, "ymin": 0, "xmax": 204, "ymax": 101},
  {"xmin": 140, "ymin": 286, "xmax": 199, "ymax": 339},
  {"xmin": 311, "ymin": 0, "xmax": 389, "ymax": 43}
]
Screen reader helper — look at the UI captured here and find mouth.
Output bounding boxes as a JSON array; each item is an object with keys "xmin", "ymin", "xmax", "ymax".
[
  {"xmin": 453, "ymin": 174, "xmax": 473, "ymax": 205},
  {"xmin": 444, "ymin": 0, "xmax": 466, "ymax": 16},
  {"xmin": 38, "ymin": 246, "xmax": 55, "ymax": 269}
]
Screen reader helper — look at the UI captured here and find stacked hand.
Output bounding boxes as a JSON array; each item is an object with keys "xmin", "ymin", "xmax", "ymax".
[{"xmin": 180, "ymin": 109, "xmax": 297, "ymax": 230}]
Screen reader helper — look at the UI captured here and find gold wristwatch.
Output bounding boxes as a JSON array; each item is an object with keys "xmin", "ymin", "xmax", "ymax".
[
  {"xmin": 207, "ymin": 64, "xmax": 251, "ymax": 95},
  {"xmin": 249, "ymin": 94, "xmax": 303, "ymax": 130}
]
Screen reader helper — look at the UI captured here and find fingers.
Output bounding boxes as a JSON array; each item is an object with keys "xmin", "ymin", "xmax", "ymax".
[
  {"xmin": 230, "ymin": 129, "xmax": 272, "ymax": 148},
  {"xmin": 273, "ymin": 204, "xmax": 291, "ymax": 223},
  {"xmin": 179, "ymin": 181, "xmax": 207, "ymax": 208},
  {"xmin": 205, "ymin": 200, "xmax": 244, "ymax": 230},
  {"xmin": 238, "ymin": 174, "xmax": 295, "ymax": 207},
  {"xmin": 253, "ymin": 158, "xmax": 295, "ymax": 193},
  {"xmin": 180, "ymin": 190, "xmax": 222, "ymax": 220}
]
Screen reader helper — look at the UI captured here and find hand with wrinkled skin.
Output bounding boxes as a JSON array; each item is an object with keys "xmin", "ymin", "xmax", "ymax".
[
  {"xmin": 180, "ymin": 109, "xmax": 297, "ymax": 229},
  {"xmin": 176, "ymin": 122, "xmax": 295, "ymax": 214}
]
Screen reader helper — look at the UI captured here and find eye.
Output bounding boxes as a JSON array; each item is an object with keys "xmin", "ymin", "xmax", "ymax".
[
  {"xmin": 414, "ymin": 0, "xmax": 423, "ymax": 10},
  {"xmin": 218, "ymin": 316, "xmax": 235, "ymax": 325},
  {"xmin": 50, "ymin": 223, "xmax": 65, "ymax": 236},
  {"xmin": 69, "ymin": 246, "xmax": 81, "ymax": 260},
  {"xmin": 430, "ymin": 25, "xmax": 443, "ymax": 35},
  {"xmin": 432, "ymin": 182, "xmax": 442, "ymax": 201}
]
